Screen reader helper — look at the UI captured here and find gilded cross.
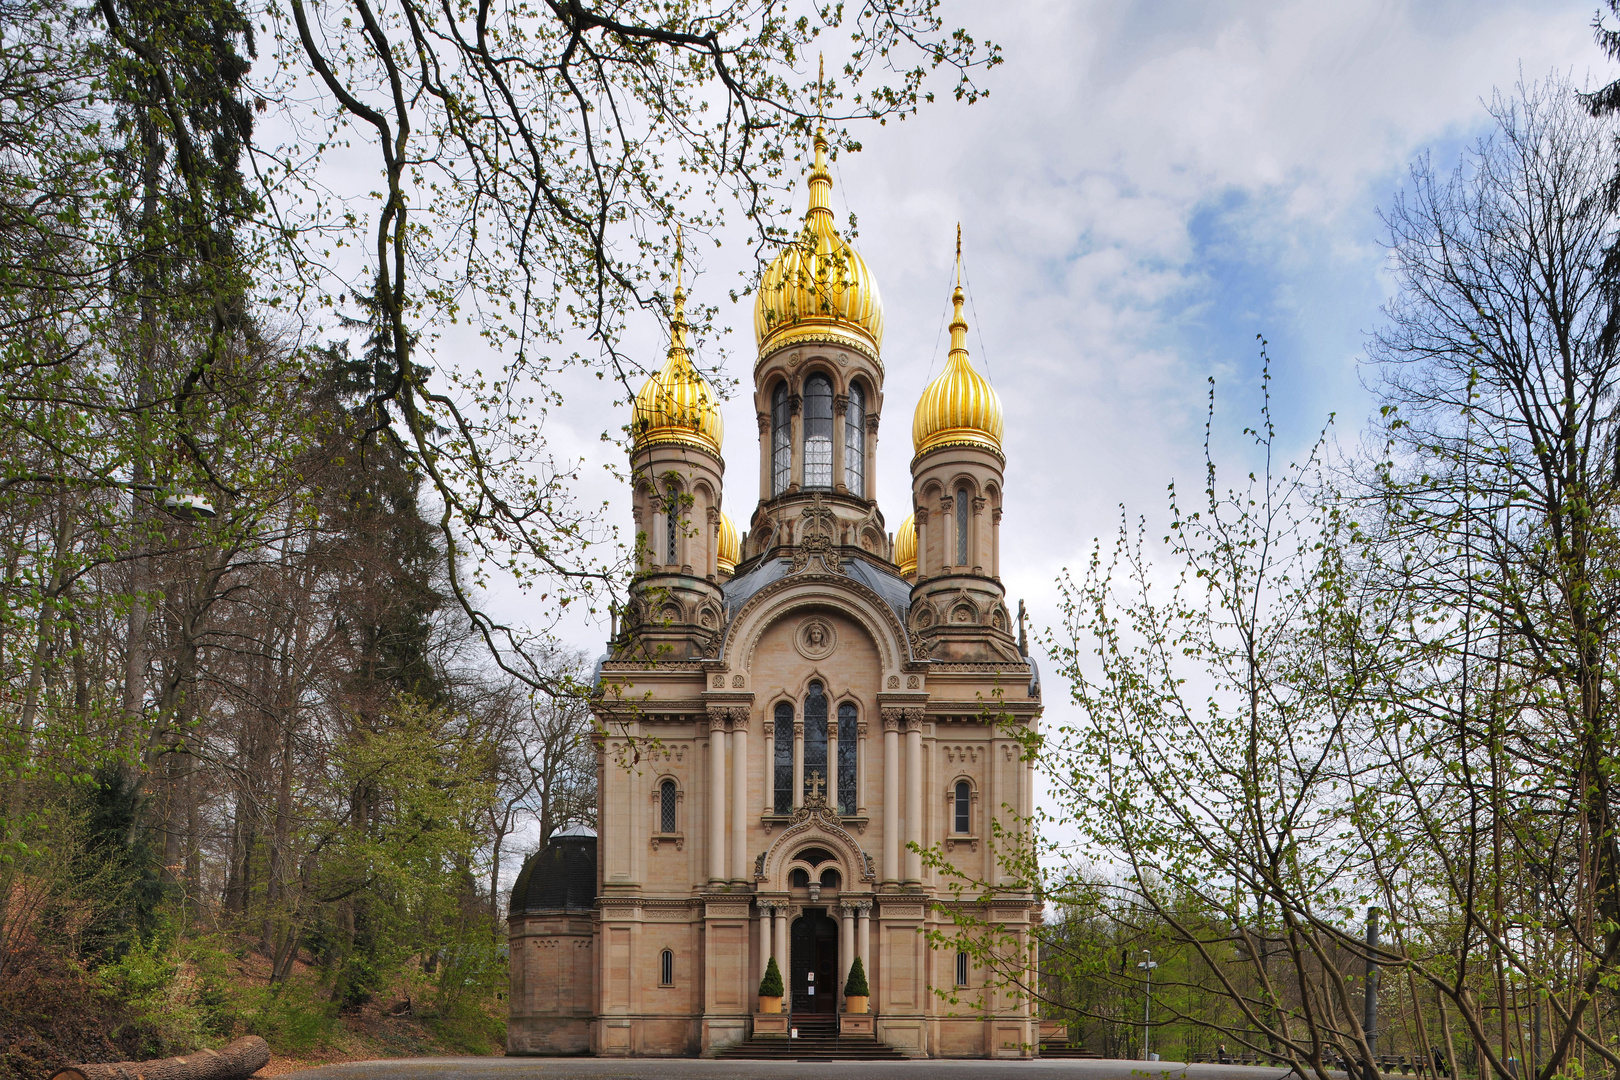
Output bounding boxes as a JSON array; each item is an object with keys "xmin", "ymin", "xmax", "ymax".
[{"xmin": 807, "ymin": 770, "xmax": 826, "ymax": 804}]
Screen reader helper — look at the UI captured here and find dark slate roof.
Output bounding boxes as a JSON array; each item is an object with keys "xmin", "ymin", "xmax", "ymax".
[
  {"xmin": 721, "ymin": 555, "xmax": 911, "ymax": 623},
  {"xmin": 509, "ymin": 833, "xmax": 597, "ymax": 915}
]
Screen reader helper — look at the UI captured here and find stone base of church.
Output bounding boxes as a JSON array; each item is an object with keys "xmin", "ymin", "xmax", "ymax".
[
  {"xmin": 838, "ymin": 1013, "xmax": 876, "ymax": 1037},
  {"xmin": 752, "ymin": 1013, "xmax": 790, "ymax": 1038},
  {"xmin": 594, "ymin": 1016, "xmax": 703, "ymax": 1056},
  {"xmin": 930, "ymin": 1019, "xmax": 1038, "ymax": 1059},
  {"xmin": 505, "ymin": 1016, "xmax": 593, "ymax": 1056},
  {"xmin": 699, "ymin": 1016, "xmax": 748, "ymax": 1056}
]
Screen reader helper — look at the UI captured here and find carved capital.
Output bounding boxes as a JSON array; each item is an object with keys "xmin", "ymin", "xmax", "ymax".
[
  {"xmin": 794, "ymin": 721, "xmax": 805, "ymax": 737},
  {"xmin": 866, "ymin": 414, "xmax": 880, "ymax": 434},
  {"xmin": 788, "ymin": 393, "xmax": 802, "ymax": 416},
  {"xmin": 757, "ymin": 412, "xmax": 770, "ymax": 433},
  {"xmin": 857, "ymin": 900, "xmax": 873, "ymax": 916},
  {"xmin": 881, "ymin": 710, "xmax": 903, "ymax": 733},
  {"xmin": 857, "ymin": 721, "xmax": 869, "ymax": 740},
  {"xmin": 834, "ymin": 392, "xmax": 850, "ymax": 416},
  {"xmin": 731, "ymin": 711, "xmax": 752, "ymax": 733},
  {"xmin": 973, "ymin": 496, "xmax": 986, "ymax": 514},
  {"xmin": 915, "ymin": 507, "xmax": 929, "ymax": 525}
]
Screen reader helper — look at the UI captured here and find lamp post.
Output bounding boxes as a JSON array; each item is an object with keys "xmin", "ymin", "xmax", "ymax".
[{"xmin": 1137, "ymin": 950, "xmax": 1159, "ymax": 1060}]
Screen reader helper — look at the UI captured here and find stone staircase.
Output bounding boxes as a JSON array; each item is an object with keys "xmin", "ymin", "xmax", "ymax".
[{"xmin": 716, "ymin": 1014, "xmax": 910, "ymax": 1061}]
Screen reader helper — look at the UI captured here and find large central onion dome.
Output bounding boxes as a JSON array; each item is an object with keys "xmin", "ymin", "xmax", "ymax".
[
  {"xmin": 913, "ymin": 281, "xmax": 1003, "ymax": 457},
  {"xmin": 632, "ymin": 247, "xmax": 724, "ymax": 456},
  {"xmin": 893, "ymin": 513, "xmax": 917, "ymax": 580},
  {"xmin": 754, "ymin": 123, "xmax": 885, "ymax": 361}
]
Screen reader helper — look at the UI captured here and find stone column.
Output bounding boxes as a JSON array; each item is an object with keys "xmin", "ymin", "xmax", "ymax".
[
  {"xmin": 757, "ymin": 413, "xmax": 771, "ymax": 503},
  {"xmin": 732, "ymin": 713, "xmax": 750, "ymax": 882},
  {"xmin": 882, "ymin": 711, "xmax": 901, "ymax": 882},
  {"xmin": 839, "ymin": 903, "xmax": 855, "ymax": 1002},
  {"xmin": 763, "ymin": 715, "xmax": 775, "ymax": 816},
  {"xmin": 905, "ymin": 716, "xmax": 923, "ymax": 883},
  {"xmin": 857, "ymin": 901, "xmax": 871, "ymax": 987},
  {"xmin": 827, "ymin": 718, "xmax": 840, "ymax": 813},
  {"xmin": 832, "ymin": 394, "xmax": 847, "ymax": 493},
  {"xmin": 865, "ymin": 415, "xmax": 879, "ymax": 502},
  {"xmin": 856, "ymin": 720, "xmax": 869, "ymax": 816},
  {"xmin": 709, "ymin": 715, "xmax": 728, "ymax": 883},
  {"xmin": 793, "ymin": 715, "xmax": 805, "ymax": 810},
  {"xmin": 775, "ymin": 905, "xmax": 790, "ymax": 978},
  {"xmin": 759, "ymin": 901, "xmax": 772, "ymax": 984},
  {"xmin": 789, "ymin": 394, "xmax": 804, "ymax": 490}
]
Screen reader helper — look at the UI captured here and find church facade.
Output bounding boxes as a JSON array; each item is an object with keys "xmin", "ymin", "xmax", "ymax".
[{"xmin": 507, "ymin": 121, "xmax": 1042, "ymax": 1059}]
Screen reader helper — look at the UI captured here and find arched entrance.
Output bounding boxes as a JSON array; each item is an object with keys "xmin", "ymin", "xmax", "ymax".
[{"xmin": 789, "ymin": 908, "xmax": 839, "ymax": 1015}]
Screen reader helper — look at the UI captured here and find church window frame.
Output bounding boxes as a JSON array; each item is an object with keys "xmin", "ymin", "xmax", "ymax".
[
  {"xmin": 844, "ymin": 380, "xmax": 866, "ymax": 497},
  {"xmin": 773, "ymin": 701, "xmax": 794, "ymax": 813},
  {"xmin": 836, "ymin": 702, "xmax": 858, "ymax": 816},
  {"xmin": 953, "ymin": 779, "xmax": 971, "ymax": 834},
  {"xmin": 660, "ymin": 948, "xmax": 674, "ymax": 986},
  {"xmin": 955, "ymin": 484, "xmax": 970, "ymax": 566},
  {"xmin": 803, "ymin": 373, "xmax": 834, "ymax": 490},
  {"xmin": 659, "ymin": 779, "xmax": 678, "ymax": 834},
  {"xmin": 802, "ymin": 680, "xmax": 829, "ymax": 803},
  {"xmin": 771, "ymin": 381, "xmax": 792, "ymax": 495},
  {"xmin": 956, "ymin": 950, "xmax": 970, "ymax": 987}
]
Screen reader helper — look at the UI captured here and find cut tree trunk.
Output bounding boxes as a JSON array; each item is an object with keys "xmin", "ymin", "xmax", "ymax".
[{"xmin": 49, "ymin": 1036, "xmax": 270, "ymax": 1080}]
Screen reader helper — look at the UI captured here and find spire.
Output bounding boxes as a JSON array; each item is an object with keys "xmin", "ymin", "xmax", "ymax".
[
  {"xmin": 948, "ymin": 222, "xmax": 969, "ymax": 362},
  {"xmin": 912, "ymin": 225, "xmax": 1003, "ymax": 455},
  {"xmin": 808, "ymin": 55, "xmax": 833, "ymax": 218},
  {"xmin": 670, "ymin": 224, "xmax": 689, "ymax": 361}
]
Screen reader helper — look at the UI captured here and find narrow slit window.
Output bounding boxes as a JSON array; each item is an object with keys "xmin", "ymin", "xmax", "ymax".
[
  {"xmin": 660, "ymin": 948, "xmax": 674, "ymax": 986},
  {"xmin": 660, "ymin": 779, "xmax": 677, "ymax": 833},
  {"xmin": 771, "ymin": 383, "xmax": 792, "ymax": 496},
  {"xmin": 844, "ymin": 382, "xmax": 865, "ymax": 497},
  {"xmin": 956, "ymin": 486, "xmax": 970, "ymax": 566},
  {"xmin": 956, "ymin": 950, "xmax": 969, "ymax": 987},
  {"xmin": 954, "ymin": 780, "xmax": 970, "ymax": 833}
]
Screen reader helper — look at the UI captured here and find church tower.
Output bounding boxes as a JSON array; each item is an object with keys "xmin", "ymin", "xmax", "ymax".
[
  {"xmin": 623, "ymin": 236, "xmax": 729, "ymax": 659},
  {"xmin": 908, "ymin": 240, "xmax": 1019, "ymax": 662},
  {"xmin": 742, "ymin": 112, "xmax": 891, "ymax": 565}
]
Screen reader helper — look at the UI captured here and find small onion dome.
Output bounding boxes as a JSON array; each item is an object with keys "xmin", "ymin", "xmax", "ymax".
[
  {"xmin": 893, "ymin": 513, "xmax": 917, "ymax": 580},
  {"xmin": 717, "ymin": 512, "xmax": 740, "ymax": 577},
  {"xmin": 632, "ymin": 246, "xmax": 724, "ymax": 456},
  {"xmin": 754, "ymin": 124, "xmax": 885, "ymax": 361},
  {"xmin": 912, "ymin": 282, "xmax": 1003, "ymax": 456}
]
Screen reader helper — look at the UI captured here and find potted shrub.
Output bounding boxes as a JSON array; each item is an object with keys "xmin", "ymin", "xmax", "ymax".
[
  {"xmin": 759, "ymin": 956, "xmax": 785, "ymax": 1013},
  {"xmin": 843, "ymin": 955, "xmax": 870, "ymax": 1013}
]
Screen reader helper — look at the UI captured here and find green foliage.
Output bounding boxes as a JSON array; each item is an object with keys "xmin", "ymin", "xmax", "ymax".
[
  {"xmin": 842, "ymin": 955, "xmax": 867, "ymax": 997},
  {"xmin": 236, "ymin": 982, "xmax": 340, "ymax": 1056},
  {"xmin": 759, "ymin": 955, "xmax": 783, "ymax": 997}
]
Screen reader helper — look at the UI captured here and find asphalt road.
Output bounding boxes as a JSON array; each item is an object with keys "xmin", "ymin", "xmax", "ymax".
[{"xmin": 279, "ymin": 1059, "xmax": 1310, "ymax": 1080}]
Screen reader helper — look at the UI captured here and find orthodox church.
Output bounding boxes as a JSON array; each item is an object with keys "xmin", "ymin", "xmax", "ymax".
[{"xmin": 507, "ymin": 117, "xmax": 1042, "ymax": 1059}]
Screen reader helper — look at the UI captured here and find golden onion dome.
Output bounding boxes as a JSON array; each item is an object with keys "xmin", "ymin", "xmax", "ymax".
[
  {"xmin": 753, "ymin": 123, "xmax": 884, "ymax": 361},
  {"xmin": 632, "ymin": 241, "xmax": 724, "ymax": 456},
  {"xmin": 893, "ymin": 513, "xmax": 917, "ymax": 580},
  {"xmin": 912, "ymin": 277, "xmax": 1003, "ymax": 457},
  {"xmin": 717, "ymin": 512, "xmax": 740, "ymax": 577}
]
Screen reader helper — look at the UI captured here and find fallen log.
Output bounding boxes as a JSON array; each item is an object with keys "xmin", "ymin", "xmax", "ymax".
[{"xmin": 48, "ymin": 1036, "xmax": 270, "ymax": 1080}]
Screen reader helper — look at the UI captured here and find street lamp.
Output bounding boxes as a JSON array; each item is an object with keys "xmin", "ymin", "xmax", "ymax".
[{"xmin": 1137, "ymin": 950, "xmax": 1159, "ymax": 1060}]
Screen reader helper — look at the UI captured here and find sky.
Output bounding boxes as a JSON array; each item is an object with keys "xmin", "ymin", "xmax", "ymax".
[{"xmin": 459, "ymin": 0, "xmax": 1606, "ymax": 846}]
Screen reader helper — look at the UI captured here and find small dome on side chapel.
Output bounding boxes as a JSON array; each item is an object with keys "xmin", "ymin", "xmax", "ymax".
[
  {"xmin": 717, "ymin": 512, "xmax": 740, "ymax": 576},
  {"xmin": 893, "ymin": 513, "xmax": 917, "ymax": 580},
  {"xmin": 912, "ymin": 278, "xmax": 1003, "ymax": 457},
  {"xmin": 632, "ymin": 241, "xmax": 724, "ymax": 456},
  {"xmin": 754, "ymin": 120, "xmax": 885, "ymax": 361}
]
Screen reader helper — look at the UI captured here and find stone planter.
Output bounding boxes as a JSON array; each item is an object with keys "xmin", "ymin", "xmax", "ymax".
[
  {"xmin": 758, "ymin": 995, "xmax": 783, "ymax": 1014},
  {"xmin": 845, "ymin": 994, "xmax": 869, "ymax": 1014}
]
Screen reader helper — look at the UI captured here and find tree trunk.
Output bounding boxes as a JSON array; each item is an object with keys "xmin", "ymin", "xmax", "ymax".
[{"xmin": 49, "ymin": 1036, "xmax": 270, "ymax": 1080}]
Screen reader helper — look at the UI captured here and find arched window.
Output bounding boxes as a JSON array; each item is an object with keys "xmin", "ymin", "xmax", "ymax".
[
  {"xmin": 844, "ymin": 382, "xmax": 866, "ymax": 496},
  {"xmin": 803, "ymin": 682, "xmax": 828, "ymax": 803},
  {"xmin": 820, "ymin": 867, "xmax": 841, "ymax": 890},
  {"xmin": 955, "ymin": 485, "xmax": 970, "ymax": 566},
  {"xmin": 771, "ymin": 382, "xmax": 792, "ymax": 496},
  {"xmin": 774, "ymin": 702, "xmax": 794, "ymax": 813},
  {"xmin": 660, "ymin": 948, "xmax": 674, "ymax": 986},
  {"xmin": 954, "ymin": 780, "xmax": 971, "ymax": 833},
  {"xmin": 837, "ymin": 703, "xmax": 858, "ymax": 816},
  {"xmin": 666, "ymin": 489, "xmax": 681, "ymax": 565},
  {"xmin": 790, "ymin": 867, "xmax": 810, "ymax": 888},
  {"xmin": 803, "ymin": 375, "xmax": 834, "ymax": 489},
  {"xmin": 660, "ymin": 779, "xmax": 677, "ymax": 833},
  {"xmin": 955, "ymin": 950, "xmax": 969, "ymax": 987}
]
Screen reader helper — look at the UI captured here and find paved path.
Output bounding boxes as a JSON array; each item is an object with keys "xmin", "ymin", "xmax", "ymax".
[{"xmin": 279, "ymin": 1058, "xmax": 1308, "ymax": 1080}]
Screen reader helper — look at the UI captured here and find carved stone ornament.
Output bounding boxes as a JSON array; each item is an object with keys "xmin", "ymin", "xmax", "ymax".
[
  {"xmin": 790, "ymin": 493, "xmax": 843, "ymax": 575},
  {"xmin": 887, "ymin": 675, "xmax": 900, "ymax": 689},
  {"xmin": 795, "ymin": 617, "xmax": 837, "ymax": 661},
  {"xmin": 756, "ymin": 801, "xmax": 878, "ymax": 884},
  {"xmin": 907, "ymin": 628, "xmax": 932, "ymax": 660}
]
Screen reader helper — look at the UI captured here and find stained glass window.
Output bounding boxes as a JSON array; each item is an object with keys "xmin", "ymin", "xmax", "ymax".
[
  {"xmin": 956, "ymin": 486, "xmax": 970, "ymax": 566},
  {"xmin": 774, "ymin": 702, "xmax": 794, "ymax": 813},
  {"xmin": 837, "ymin": 703, "xmax": 858, "ymax": 815},
  {"xmin": 803, "ymin": 376, "xmax": 833, "ymax": 489},
  {"xmin": 660, "ymin": 779, "xmax": 677, "ymax": 833},
  {"xmin": 803, "ymin": 682, "xmax": 828, "ymax": 803}
]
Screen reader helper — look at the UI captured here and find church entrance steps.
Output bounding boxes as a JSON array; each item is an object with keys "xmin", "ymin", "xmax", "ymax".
[{"xmin": 715, "ymin": 1015, "xmax": 909, "ymax": 1061}]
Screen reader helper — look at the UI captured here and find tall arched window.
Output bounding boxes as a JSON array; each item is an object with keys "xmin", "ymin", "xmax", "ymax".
[
  {"xmin": 803, "ymin": 375, "xmax": 834, "ymax": 489},
  {"xmin": 844, "ymin": 382, "xmax": 866, "ymax": 496},
  {"xmin": 660, "ymin": 948, "xmax": 674, "ymax": 986},
  {"xmin": 954, "ymin": 780, "xmax": 971, "ymax": 833},
  {"xmin": 803, "ymin": 682, "xmax": 828, "ymax": 803},
  {"xmin": 837, "ymin": 703, "xmax": 858, "ymax": 815},
  {"xmin": 774, "ymin": 702, "xmax": 794, "ymax": 813},
  {"xmin": 666, "ymin": 488, "xmax": 681, "ymax": 565},
  {"xmin": 771, "ymin": 382, "xmax": 792, "ymax": 496},
  {"xmin": 955, "ymin": 485, "xmax": 970, "ymax": 566},
  {"xmin": 660, "ymin": 779, "xmax": 677, "ymax": 833}
]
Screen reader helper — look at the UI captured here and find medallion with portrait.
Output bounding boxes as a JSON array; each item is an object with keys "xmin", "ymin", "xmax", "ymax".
[{"xmin": 795, "ymin": 617, "xmax": 837, "ymax": 661}]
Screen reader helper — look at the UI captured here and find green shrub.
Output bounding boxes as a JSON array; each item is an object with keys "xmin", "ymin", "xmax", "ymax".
[
  {"xmin": 98, "ymin": 937, "xmax": 217, "ymax": 1057},
  {"xmin": 759, "ymin": 956, "xmax": 783, "ymax": 997},
  {"xmin": 843, "ymin": 956, "xmax": 869, "ymax": 997},
  {"xmin": 239, "ymin": 983, "xmax": 339, "ymax": 1056}
]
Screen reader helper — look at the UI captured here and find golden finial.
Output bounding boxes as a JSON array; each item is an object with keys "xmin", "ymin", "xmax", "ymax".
[
  {"xmin": 955, "ymin": 222, "xmax": 963, "ymax": 288},
  {"xmin": 912, "ymin": 223, "xmax": 1003, "ymax": 456},
  {"xmin": 949, "ymin": 226, "xmax": 967, "ymax": 356},
  {"xmin": 670, "ymin": 224, "xmax": 688, "ymax": 358},
  {"xmin": 816, "ymin": 54, "xmax": 825, "ymax": 124}
]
